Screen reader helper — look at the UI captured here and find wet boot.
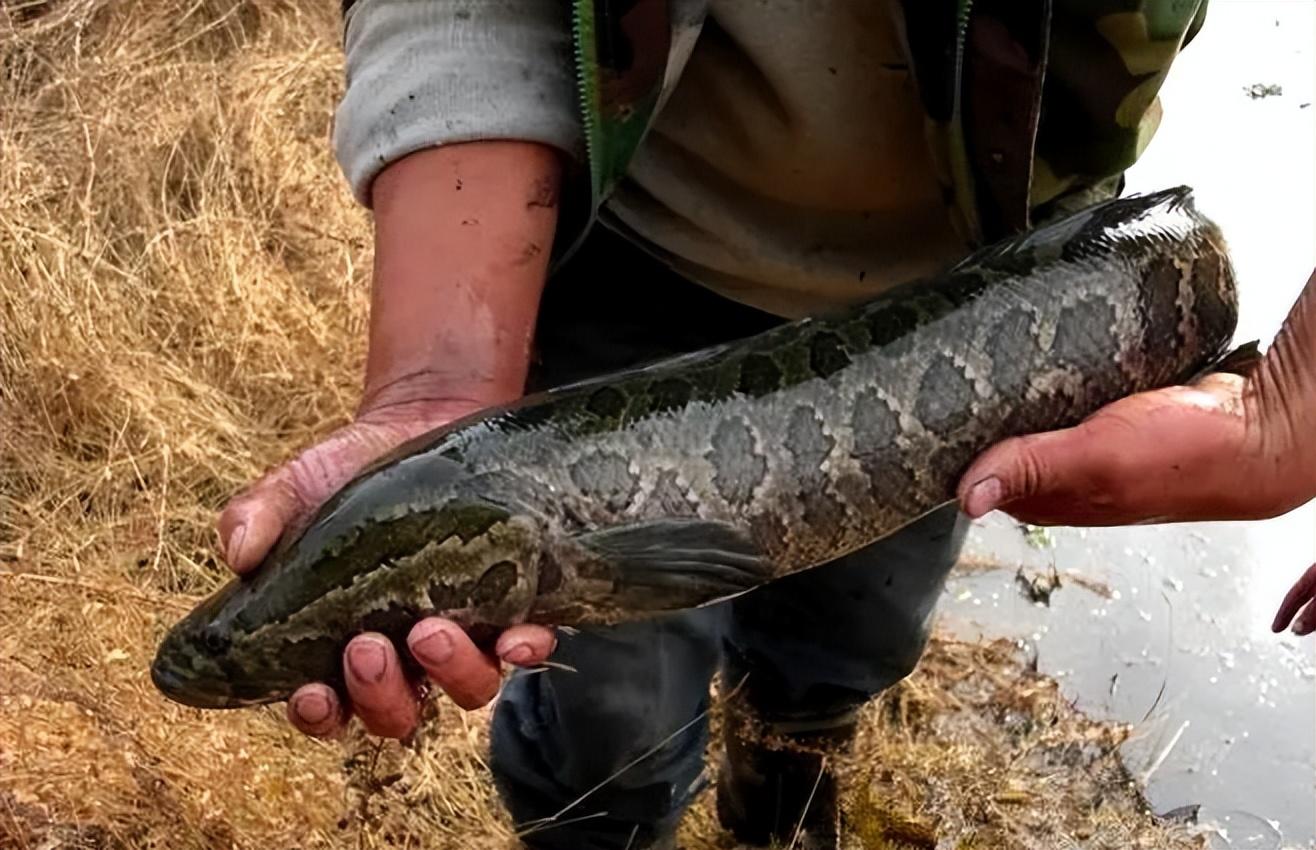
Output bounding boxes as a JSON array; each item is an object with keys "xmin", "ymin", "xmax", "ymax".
[{"xmin": 714, "ymin": 695, "xmax": 857, "ymax": 849}]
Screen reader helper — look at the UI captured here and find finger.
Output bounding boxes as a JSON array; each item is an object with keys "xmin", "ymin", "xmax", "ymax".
[
  {"xmin": 494, "ymin": 624, "xmax": 558, "ymax": 667},
  {"xmin": 216, "ymin": 422, "xmax": 404, "ymax": 574},
  {"xmin": 1273, "ymin": 562, "xmax": 1316, "ymax": 632},
  {"xmin": 343, "ymin": 633, "xmax": 420, "ymax": 739},
  {"xmin": 406, "ymin": 619, "xmax": 503, "ymax": 711},
  {"xmin": 1294, "ymin": 599, "xmax": 1316, "ymax": 637},
  {"xmin": 218, "ymin": 468, "xmax": 305, "ymax": 575},
  {"xmin": 287, "ymin": 682, "xmax": 347, "ymax": 739},
  {"xmin": 956, "ymin": 379, "xmax": 1260, "ymax": 527},
  {"xmin": 956, "ymin": 425, "xmax": 1099, "ymax": 521}
]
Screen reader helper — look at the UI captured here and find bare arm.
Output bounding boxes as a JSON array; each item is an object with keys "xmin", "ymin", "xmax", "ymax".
[
  {"xmin": 217, "ymin": 140, "xmax": 564, "ymax": 739},
  {"xmin": 1258, "ymin": 269, "xmax": 1316, "ymax": 635},
  {"xmin": 360, "ymin": 141, "xmax": 560, "ymax": 414},
  {"xmin": 1245, "ymin": 268, "xmax": 1316, "ymax": 505}
]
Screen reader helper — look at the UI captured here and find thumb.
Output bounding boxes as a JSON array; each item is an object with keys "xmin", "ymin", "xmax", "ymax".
[
  {"xmin": 1273, "ymin": 562, "xmax": 1316, "ymax": 635},
  {"xmin": 217, "ymin": 419, "xmax": 429, "ymax": 574},
  {"xmin": 215, "ymin": 398, "xmax": 489, "ymax": 576},
  {"xmin": 956, "ymin": 423, "xmax": 1112, "ymax": 523},
  {"xmin": 217, "ymin": 465, "xmax": 310, "ymax": 575}
]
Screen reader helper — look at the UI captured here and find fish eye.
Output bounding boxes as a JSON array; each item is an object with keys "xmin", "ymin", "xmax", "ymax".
[{"xmin": 200, "ymin": 628, "xmax": 231, "ymax": 655}]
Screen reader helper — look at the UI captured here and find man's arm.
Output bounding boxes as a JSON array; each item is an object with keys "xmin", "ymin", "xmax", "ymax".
[
  {"xmin": 217, "ymin": 142, "xmax": 565, "ymax": 739},
  {"xmin": 211, "ymin": 1, "xmax": 582, "ymax": 740},
  {"xmin": 1256, "ymin": 271, "xmax": 1316, "ymax": 635},
  {"xmin": 1246, "ymin": 268, "xmax": 1316, "ymax": 494}
]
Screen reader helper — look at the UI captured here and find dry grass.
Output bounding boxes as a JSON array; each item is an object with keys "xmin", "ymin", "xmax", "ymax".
[{"xmin": 0, "ymin": 3, "xmax": 1207, "ymax": 848}]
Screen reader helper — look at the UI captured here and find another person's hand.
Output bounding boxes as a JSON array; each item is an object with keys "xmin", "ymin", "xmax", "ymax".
[
  {"xmin": 957, "ymin": 269, "xmax": 1316, "ymax": 634},
  {"xmin": 955, "ymin": 370, "xmax": 1303, "ymax": 526},
  {"xmin": 216, "ymin": 140, "xmax": 565, "ymax": 739},
  {"xmin": 1273, "ymin": 562, "xmax": 1316, "ymax": 637}
]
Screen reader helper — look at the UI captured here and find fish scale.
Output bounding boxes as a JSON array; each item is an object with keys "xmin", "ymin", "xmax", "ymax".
[{"xmin": 152, "ymin": 186, "xmax": 1246, "ymax": 710}]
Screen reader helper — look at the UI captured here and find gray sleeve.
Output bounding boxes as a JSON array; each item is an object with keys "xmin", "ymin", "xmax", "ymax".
[{"xmin": 332, "ymin": 0, "xmax": 583, "ymax": 207}]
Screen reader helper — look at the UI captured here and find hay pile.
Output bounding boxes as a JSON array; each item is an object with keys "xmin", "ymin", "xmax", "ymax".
[{"xmin": 0, "ymin": 3, "xmax": 1205, "ymax": 848}]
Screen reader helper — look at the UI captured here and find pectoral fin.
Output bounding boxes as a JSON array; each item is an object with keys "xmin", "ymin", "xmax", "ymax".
[
  {"xmin": 1190, "ymin": 340, "xmax": 1263, "ymax": 382},
  {"xmin": 571, "ymin": 518, "xmax": 773, "ymax": 609}
]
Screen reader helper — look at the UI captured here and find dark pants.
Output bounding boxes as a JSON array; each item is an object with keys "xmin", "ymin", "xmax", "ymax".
[{"xmin": 489, "ymin": 227, "xmax": 968, "ymax": 849}]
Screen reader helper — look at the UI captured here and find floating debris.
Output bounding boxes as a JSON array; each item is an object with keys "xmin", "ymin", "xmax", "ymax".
[
  {"xmin": 1016, "ymin": 564, "xmax": 1062, "ymax": 606},
  {"xmin": 1244, "ymin": 82, "xmax": 1284, "ymax": 99},
  {"xmin": 1064, "ymin": 569, "xmax": 1116, "ymax": 600},
  {"xmin": 1157, "ymin": 803, "xmax": 1201, "ymax": 826}
]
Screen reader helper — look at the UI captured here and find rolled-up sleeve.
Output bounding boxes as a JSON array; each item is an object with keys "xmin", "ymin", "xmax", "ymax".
[{"xmin": 333, "ymin": 0, "xmax": 582, "ymax": 207}]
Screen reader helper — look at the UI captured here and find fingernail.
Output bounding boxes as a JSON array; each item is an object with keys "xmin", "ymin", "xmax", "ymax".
[
  {"xmin": 965, "ymin": 476, "xmax": 1003, "ymax": 518},
  {"xmin": 347, "ymin": 638, "xmax": 389, "ymax": 683},
  {"xmin": 292, "ymin": 691, "xmax": 332, "ymax": 726},
  {"xmin": 225, "ymin": 523, "xmax": 247, "ymax": 567},
  {"xmin": 410, "ymin": 627, "xmax": 454, "ymax": 666},
  {"xmin": 1295, "ymin": 619, "xmax": 1314, "ymax": 637},
  {"xmin": 503, "ymin": 643, "xmax": 534, "ymax": 665}
]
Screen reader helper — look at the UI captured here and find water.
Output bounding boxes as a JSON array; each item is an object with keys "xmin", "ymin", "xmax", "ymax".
[
  {"xmin": 947, "ymin": 512, "xmax": 1315, "ymax": 848},
  {"xmin": 941, "ymin": 4, "xmax": 1316, "ymax": 847}
]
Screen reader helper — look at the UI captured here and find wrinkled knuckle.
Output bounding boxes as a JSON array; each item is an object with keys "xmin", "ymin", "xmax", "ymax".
[
  {"xmin": 1012, "ymin": 440, "xmax": 1047, "ymax": 499},
  {"xmin": 285, "ymin": 456, "xmax": 329, "ymax": 501}
]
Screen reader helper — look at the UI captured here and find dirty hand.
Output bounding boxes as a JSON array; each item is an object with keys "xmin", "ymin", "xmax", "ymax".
[
  {"xmin": 216, "ymin": 394, "xmax": 558, "ymax": 740},
  {"xmin": 957, "ymin": 269, "xmax": 1316, "ymax": 633},
  {"xmin": 216, "ymin": 140, "xmax": 564, "ymax": 738}
]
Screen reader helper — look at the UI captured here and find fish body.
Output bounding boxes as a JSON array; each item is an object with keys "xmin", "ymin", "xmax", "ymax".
[{"xmin": 152, "ymin": 186, "xmax": 1240, "ymax": 709}]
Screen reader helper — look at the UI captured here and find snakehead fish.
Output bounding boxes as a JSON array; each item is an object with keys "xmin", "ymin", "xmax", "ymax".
[{"xmin": 152, "ymin": 186, "xmax": 1243, "ymax": 710}]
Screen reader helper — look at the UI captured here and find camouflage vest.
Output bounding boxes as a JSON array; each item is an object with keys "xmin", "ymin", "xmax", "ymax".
[{"xmin": 561, "ymin": 0, "xmax": 1208, "ymax": 262}]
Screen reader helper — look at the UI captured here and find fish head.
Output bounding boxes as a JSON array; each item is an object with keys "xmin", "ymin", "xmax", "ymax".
[
  {"xmin": 151, "ymin": 581, "xmax": 287, "ymax": 709},
  {"xmin": 151, "ymin": 443, "xmax": 552, "ymax": 710}
]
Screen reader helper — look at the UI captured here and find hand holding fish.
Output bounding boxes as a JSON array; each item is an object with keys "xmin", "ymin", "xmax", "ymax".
[
  {"xmin": 959, "ymin": 268, "xmax": 1316, "ymax": 634},
  {"xmin": 213, "ymin": 143, "xmax": 564, "ymax": 739},
  {"xmin": 216, "ymin": 396, "xmax": 557, "ymax": 739}
]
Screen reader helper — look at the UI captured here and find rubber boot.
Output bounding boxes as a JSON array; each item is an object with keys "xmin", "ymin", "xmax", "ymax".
[{"xmin": 714, "ymin": 695, "xmax": 857, "ymax": 849}]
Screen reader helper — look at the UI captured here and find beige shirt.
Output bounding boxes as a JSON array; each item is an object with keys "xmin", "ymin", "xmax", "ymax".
[{"xmin": 336, "ymin": 0, "xmax": 969, "ymax": 319}]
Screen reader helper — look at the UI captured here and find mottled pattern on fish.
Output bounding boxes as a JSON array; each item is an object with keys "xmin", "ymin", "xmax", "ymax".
[{"xmin": 151, "ymin": 187, "xmax": 1240, "ymax": 709}]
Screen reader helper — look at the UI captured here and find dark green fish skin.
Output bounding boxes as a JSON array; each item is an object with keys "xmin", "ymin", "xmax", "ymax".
[{"xmin": 151, "ymin": 186, "xmax": 1241, "ymax": 709}]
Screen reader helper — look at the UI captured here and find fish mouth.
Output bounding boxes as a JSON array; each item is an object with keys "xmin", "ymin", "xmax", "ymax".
[
  {"xmin": 150, "ymin": 655, "xmax": 267, "ymax": 710},
  {"xmin": 150, "ymin": 657, "xmax": 216, "ymax": 708}
]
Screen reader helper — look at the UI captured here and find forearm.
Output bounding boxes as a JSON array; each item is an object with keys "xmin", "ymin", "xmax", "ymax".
[
  {"xmin": 359, "ymin": 141, "xmax": 563, "ymax": 412},
  {"xmin": 333, "ymin": 0, "xmax": 577, "ymax": 209},
  {"xmin": 1245, "ymin": 268, "xmax": 1316, "ymax": 509},
  {"xmin": 329, "ymin": 0, "xmax": 579, "ymax": 413}
]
